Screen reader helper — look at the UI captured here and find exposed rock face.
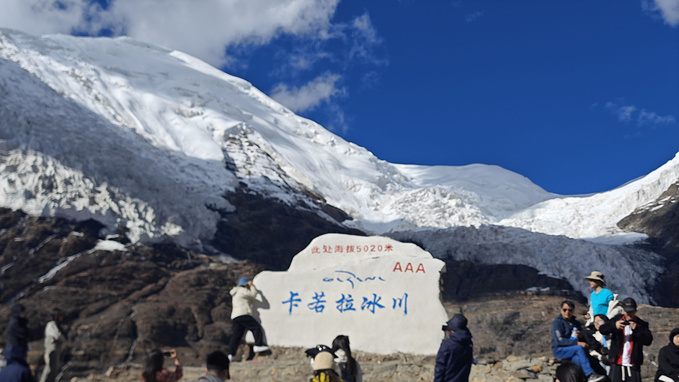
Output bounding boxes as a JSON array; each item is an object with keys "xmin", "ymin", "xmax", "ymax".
[
  {"xmin": 440, "ymin": 260, "xmax": 579, "ymax": 302},
  {"xmin": 2, "ymin": 206, "xmax": 678, "ymax": 381},
  {"xmin": 618, "ymin": 182, "xmax": 679, "ymax": 251},
  {"xmin": 213, "ymin": 187, "xmax": 364, "ymax": 270},
  {"xmin": 618, "ymin": 182, "xmax": 679, "ymax": 307}
]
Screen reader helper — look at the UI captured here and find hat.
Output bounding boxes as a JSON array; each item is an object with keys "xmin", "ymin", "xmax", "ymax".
[
  {"xmin": 584, "ymin": 271, "xmax": 606, "ymax": 286},
  {"xmin": 442, "ymin": 314, "xmax": 468, "ymax": 332},
  {"xmin": 669, "ymin": 327, "xmax": 679, "ymax": 343},
  {"xmin": 238, "ymin": 277, "xmax": 249, "ymax": 286},
  {"xmin": 305, "ymin": 344, "xmax": 335, "ymax": 358},
  {"xmin": 312, "ymin": 351, "xmax": 336, "ymax": 371},
  {"xmin": 621, "ymin": 297, "xmax": 637, "ymax": 312}
]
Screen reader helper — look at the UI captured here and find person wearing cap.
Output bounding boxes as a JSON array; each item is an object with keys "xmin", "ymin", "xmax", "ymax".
[
  {"xmin": 197, "ymin": 350, "xmax": 230, "ymax": 382},
  {"xmin": 584, "ymin": 271, "xmax": 615, "ymax": 319},
  {"xmin": 655, "ymin": 327, "xmax": 679, "ymax": 382},
  {"xmin": 310, "ymin": 351, "xmax": 342, "ymax": 382},
  {"xmin": 228, "ymin": 276, "xmax": 269, "ymax": 361},
  {"xmin": 551, "ymin": 300, "xmax": 605, "ymax": 382},
  {"xmin": 599, "ymin": 297, "xmax": 653, "ymax": 382},
  {"xmin": 434, "ymin": 313, "xmax": 474, "ymax": 382}
]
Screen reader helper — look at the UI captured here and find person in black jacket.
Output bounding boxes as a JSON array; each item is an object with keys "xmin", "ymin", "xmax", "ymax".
[
  {"xmin": 4, "ymin": 304, "xmax": 30, "ymax": 360},
  {"xmin": 434, "ymin": 314, "xmax": 473, "ymax": 382},
  {"xmin": 656, "ymin": 327, "xmax": 679, "ymax": 382},
  {"xmin": 599, "ymin": 297, "xmax": 653, "ymax": 382},
  {"xmin": 0, "ymin": 341, "xmax": 34, "ymax": 382}
]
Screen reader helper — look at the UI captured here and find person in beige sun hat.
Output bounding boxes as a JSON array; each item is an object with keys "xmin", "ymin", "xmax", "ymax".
[{"xmin": 584, "ymin": 271, "xmax": 615, "ymax": 324}]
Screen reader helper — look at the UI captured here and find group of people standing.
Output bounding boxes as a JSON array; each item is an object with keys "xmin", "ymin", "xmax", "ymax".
[
  {"xmin": 3, "ymin": 272, "xmax": 678, "ymax": 382},
  {"xmin": 550, "ymin": 270, "xmax": 679, "ymax": 382}
]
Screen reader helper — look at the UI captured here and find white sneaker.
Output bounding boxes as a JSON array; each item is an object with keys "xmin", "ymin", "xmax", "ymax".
[
  {"xmin": 588, "ymin": 373, "xmax": 605, "ymax": 382},
  {"xmin": 253, "ymin": 345, "xmax": 269, "ymax": 353}
]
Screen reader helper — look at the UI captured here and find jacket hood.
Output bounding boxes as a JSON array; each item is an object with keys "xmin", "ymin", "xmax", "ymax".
[
  {"xmin": 10, "ymin": 304, "xmax": 25, "ymax": 317},
  {"xmin": 4, "ymin": 344, "xmax": 28, "ymax": 363}
]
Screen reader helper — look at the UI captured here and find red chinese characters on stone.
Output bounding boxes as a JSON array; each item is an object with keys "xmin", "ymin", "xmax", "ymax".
[{"xmin": 310, "ymin": 243, "xmax": 395, "ymax": 255}]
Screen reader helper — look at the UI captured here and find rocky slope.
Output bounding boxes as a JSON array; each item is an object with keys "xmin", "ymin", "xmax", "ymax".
[
  {"xmin": 21, "ymin": 296, "xmax": 679, "ymax": 382},
  {"xmin": 618, "ymin": 181, "xmax": 679, "ymax": 307},
  {"xmin": 1, "ymin": 207, "xmax": 677, "ymax": 381}
]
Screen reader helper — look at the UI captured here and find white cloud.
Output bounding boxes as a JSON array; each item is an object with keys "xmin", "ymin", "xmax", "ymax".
[
  {"xmin": 0, "ymin": 0, "xmax": 341, "ymax": 67},
  {"xmin": 270, "ymin": 73, "xmax": 345, "ymax": 113},
  {"xmin": 348, "ymin": 13, "xmax": 386, "ymax": 64},
  {"xmin": 465, "ymin": 11, "xmax": 485, "ymax": 23},
  {"xmin": 605, "ymin": 101, "xmax": 676, "ymax": 127},
  {"xmin": 642, "ymin": 0, "xmax": 679, "ymax": 27},
  {"xmin": 0, "ymin": 0, "xmax": 94, "ymax": 35},
  {"xmin": 606, "ymin": 102, "xmax": 637, "ymax": 122},
  {"xmin": 638, "ymin": 109, "xmax": 676, "ymax": 126}
]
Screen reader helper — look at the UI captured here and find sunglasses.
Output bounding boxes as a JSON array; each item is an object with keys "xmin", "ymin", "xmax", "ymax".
[{"xmin": 562, "ymin": 308, "xmax": 573, "ymax": 312}]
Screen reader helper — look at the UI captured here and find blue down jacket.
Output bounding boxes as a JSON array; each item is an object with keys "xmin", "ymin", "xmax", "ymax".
[{"xmin": 434, "ymin": 330, "xmax": 474, "ymax": 382}]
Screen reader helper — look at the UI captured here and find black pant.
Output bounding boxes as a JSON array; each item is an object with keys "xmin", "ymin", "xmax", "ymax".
[
  {"xmin": 609, "ymin": 364, "xmax": 641, "ymax": 382},
  {"xmin": 229, "ymin": 315, "xmax": 265, "ymax": 355}
]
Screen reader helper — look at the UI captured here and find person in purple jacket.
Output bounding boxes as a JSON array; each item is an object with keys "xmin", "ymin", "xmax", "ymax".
[{"xmin": 434, "ymin": 313, "xmax": 474, "ymax": 382}]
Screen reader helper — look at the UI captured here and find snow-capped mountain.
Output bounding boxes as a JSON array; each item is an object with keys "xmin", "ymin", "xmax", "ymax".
[{"xmin": 1, "ymin": 28, "xmax": 676, "ymax": 302}]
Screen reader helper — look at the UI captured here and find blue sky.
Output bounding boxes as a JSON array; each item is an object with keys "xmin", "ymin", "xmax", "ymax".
[{"xmin": 1, "ymin": 0, "xmax": 678, "ymax": 194}]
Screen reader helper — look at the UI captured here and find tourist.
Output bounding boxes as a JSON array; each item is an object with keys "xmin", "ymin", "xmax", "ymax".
[
  {"xmin": 550, "ymin": 300, "xmax": 605, "ymax": 382},
  {"xmin": 583, "ymin": 314, "xmax": 611, "ymax": 375},
  {"xmin": 5, "ymin": 303, "xmax": 30, "ymax": 362},
  {"xmin": 331, "ymin": 334, "xmax": 362, "ymax": 382},
  {"xmin": 39, "ymin": 309, "xmax": 64, "ymax": 382},
  {"xmin": 141, "ymin": 348, "xmax": 182, "ymax": 382},
  {"xmin": 584, "ymin": 271, "xmax": 614, "ymax": 321},
  {"xmin": 310, "ymin": 351, "xmax": 342, "ymax": 382},
  {"xmin": 305, "ymin": 344, "xmax": 336, "ymax": 371},
  {"xmin": 555, "ymin": 361, "xmax": 588, "ymax": 382},
  {"xmin": 228, "ymin": 277, "xmax": 269, "ymax": 361},
  {"xmin": 0, "ymin": 345, "xmax": 34, "ymax": 382},
  {"xmin": 434, "ymin": 313, "xmax": 474, "ymax": 382},
  {"xmin": 599, "ymin": 297, "xmax": 653, "ymax": 382},
  {"xmin": 197, "ymin": 350, "xmax": 231, "ymax": 381},
  {"xmin": 655, "ymin": 327, "xmax": 679, "ymax": 382}
]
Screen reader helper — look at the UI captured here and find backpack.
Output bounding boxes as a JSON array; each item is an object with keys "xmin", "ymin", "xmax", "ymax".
[
  {"xmin": 311, "ymin": 371, "xmax": 342, "ymax": 382},
  {"xmin": 607, "ymin": 294, "xmax": 623, "ymax": 318}
]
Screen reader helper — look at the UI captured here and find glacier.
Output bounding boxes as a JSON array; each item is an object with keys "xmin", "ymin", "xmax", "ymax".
[{"xmin": 0, "ymin": 28, "xmax": 676, "ymax": 302}]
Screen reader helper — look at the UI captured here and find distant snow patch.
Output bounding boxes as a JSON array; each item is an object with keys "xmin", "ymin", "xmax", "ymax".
[{"xmin": 94, "ymin": 240, "xmax": 127, "ymax": 252}]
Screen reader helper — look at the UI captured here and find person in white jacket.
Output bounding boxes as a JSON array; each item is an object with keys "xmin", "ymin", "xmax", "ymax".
[
  {"xmin": 40, "ymin": 309, "xmax": 64, "ymax": 382},
  {"xmin": 228, "ymin": 277, "xmax": 268, "ymax": 361}
]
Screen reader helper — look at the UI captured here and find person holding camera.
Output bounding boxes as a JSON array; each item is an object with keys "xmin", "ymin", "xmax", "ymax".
[
  {"xmin": 141, "ymin": 348, "xmax": 182, "ymax": 382},
  {"xmin": 599, "ymin": 297, "xmax": 653, "ymax": 382}
]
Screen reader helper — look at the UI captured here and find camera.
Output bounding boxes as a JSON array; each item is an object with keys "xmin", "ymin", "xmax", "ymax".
[{"xmin": 622, "ymin": 320, "xmax": 630, "ymax": 326}]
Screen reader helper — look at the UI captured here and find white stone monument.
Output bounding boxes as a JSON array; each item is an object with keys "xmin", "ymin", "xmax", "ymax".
[{"xmin": 252, "ymin": 233, "xmax": 448, "ymax": 355}]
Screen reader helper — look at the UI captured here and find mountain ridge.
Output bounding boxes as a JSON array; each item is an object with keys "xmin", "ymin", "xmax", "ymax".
[{"xmin": 1, "ymin": 28, "xmax": 677, "ymax": 304}]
